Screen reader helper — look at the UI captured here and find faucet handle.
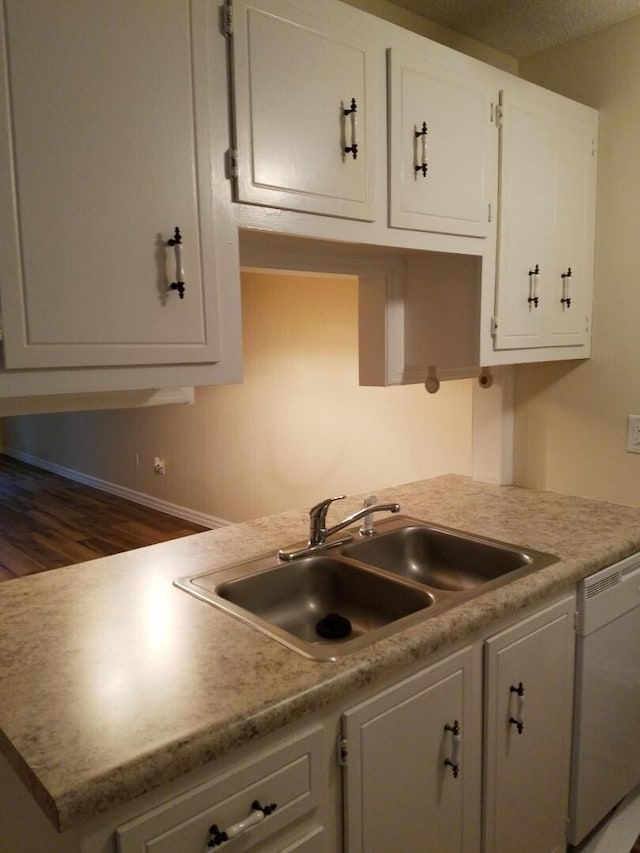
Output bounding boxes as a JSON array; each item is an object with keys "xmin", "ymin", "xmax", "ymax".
[
  {"xmin": 309, "ymin": 495, "xmax": 345, "ymax": 545},
  {"xmin": 310, "ymin": 495, "xmax": 345, "ymax": 521}
]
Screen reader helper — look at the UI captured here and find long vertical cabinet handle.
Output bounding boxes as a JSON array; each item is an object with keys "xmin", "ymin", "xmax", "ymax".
[
  {"xmin": 561, "ymin": 267, "xmax": 573, "ymax": 308},
  {"xmin": 415, "ymin": 122, "xmax": 428, "ymax": 176},
  {"xmin": 167, "ymin": 226, "xmax": 186, "ymax": 299},
  {"xmin": 344, "ymin": 98, "xmax": 359, "ymax": 159},
  {"xmin": 509, "ymin": 682, "xmax": 525, "ymax": 734},
  {"xmin": 527, "ymin": 265, "xmax": 540, "ymax": 308},
  {"xmin": 444, "ymin": 720, "xmax": 461, "ymax": 778}
]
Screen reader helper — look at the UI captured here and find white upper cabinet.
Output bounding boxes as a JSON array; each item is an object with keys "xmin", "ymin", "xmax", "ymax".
[
  {"xmin": 388, "ymin": 49, "xmax": 496, "ymax": 237},
  {"xmin": 230, "ymin": 0, "xmax": 376, "ymax": 221},
  {"xmin": 0, "ymin": 0, "xmax": 227, "ymax": 371},
  {"xmin": 493, "ymin": 85, "xmax": 597, "ymax": 353}
]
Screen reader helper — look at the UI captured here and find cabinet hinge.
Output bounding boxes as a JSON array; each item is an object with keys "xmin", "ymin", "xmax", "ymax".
[
  {"xmin": 226, "ymin": 148, "xmax": 239, "ymax": 179},
  {"xmin": 223, "ymin": 0, "xmax": 233, "ymax": 36},
  {"xmin": 337, "ymin": 735, "xmax": 348, "ymax": 766},
  {"xmin": 586, "ymin": 315, "xmax": 591, "ymax": 333},
  {"xmin": 488, "ymin": 202, "xmax": 492, "ymax": 223},
  {"xmin": 492, "ymin": 102, "xmax": 503, "ymax": 129},
  {"xmin": 491, "ymin": 316, "xmax": 498, "ymax": 337}
]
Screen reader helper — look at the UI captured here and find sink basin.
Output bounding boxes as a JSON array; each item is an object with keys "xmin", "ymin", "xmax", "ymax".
[
  {"xmin": 175, "ymin": 553, "xmax": 434, "ymax": 660},
  {"xmin": 174, "ymin": 515, "xmax": 558, "ymax": 660},
  {"xmin": 341, "ymin": 523, "xmax": 554, "ymax": 591}
]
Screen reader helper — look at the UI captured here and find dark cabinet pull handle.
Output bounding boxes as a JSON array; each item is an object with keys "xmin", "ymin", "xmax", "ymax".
[
  {"xmin": 561, "ymin": 267, "xmax": 573, "ymax": 308},
  {"xmin": 444, "ymin": 719, "xmax": 461, "ymax": 778},
  {"xmin": 528, "ymin": 264, "xmax": 540, "ymax": 307},
  {"xmin": 414, "ymin": 121, "xmax": 428, "ymax": 176},
  {"xmin": 509, "ymin": 681, "xmax": 525, "ymax": 733},
  {"xmin": 167, "ymin": 226, "xmax": 186, "ymax": 299},
  {"xmin": 510, "ymin": 716, "xmax": 524, "ymax": 734},
  {"xmin": 344, "ymin": 97, "xmax": 359, "ymax": 159}
]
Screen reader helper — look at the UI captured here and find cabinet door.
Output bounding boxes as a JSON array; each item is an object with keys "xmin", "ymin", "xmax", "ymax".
[
  {"xmin": 231, "ymin": 0, "xmax": 376, "ymax": 221},
  {"xmin": 493, "ymin": 91, "xmax": 552, "ymax": 349},
  {"xmin": 342, "ymin": 646, "xmax": 481, "ymax": 853},
  {"xmin": 493, "ymin": 87, "xmax": 597, "ymax": 354},
  {"xmin": 0, "ymin": 0, "xmax": 223, "ymax": 370},
  {"xmin": 545, "ymin": 115, "xmax": 596, "ymax": 346},
  {"xmin": 483, "ymin": 596, "xmax": 575, "ymax": 853},
  {"xmin": 388, "ymin": 49, "xmax": 495, "ymax": 237}
]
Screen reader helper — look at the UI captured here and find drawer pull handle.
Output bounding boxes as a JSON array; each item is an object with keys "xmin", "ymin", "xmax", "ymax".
[
  {"xmin": 444, "ymin": 719, "xmax": 461, "ymax": 778},
  {"xmin": 343, "ymin": 97, "xmax": 359, "ymax": 159},
  {"xmin": 414, "ymin": 121, "xmax": 428, "ymax": 176},
  {"xmin": 206, "ymin": 800, "xmax": 277, "ymax": 847},
  {"xmin": 167, "ymin": 226, "xmax": 186, "ymax": 299}
]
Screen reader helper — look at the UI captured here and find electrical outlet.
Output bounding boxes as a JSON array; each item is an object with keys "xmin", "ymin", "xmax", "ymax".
[
  {"xmin": 153, "ymin": 456, "xmax": 166, "ymax": 475},
  {"xmin": 626, "ymin": 415, "xmax": 640, "ymax": 454}
]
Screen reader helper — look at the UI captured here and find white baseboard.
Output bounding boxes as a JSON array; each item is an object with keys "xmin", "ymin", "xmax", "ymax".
[{"xmin": 3, "ymin": 448, "xmax": 231, "ymax": 530}]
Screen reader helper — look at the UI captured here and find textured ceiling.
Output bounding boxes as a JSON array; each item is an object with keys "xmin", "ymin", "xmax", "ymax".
[{"xmin": 384, "ymin": 0, "xmax": 640, "ymax": 57}]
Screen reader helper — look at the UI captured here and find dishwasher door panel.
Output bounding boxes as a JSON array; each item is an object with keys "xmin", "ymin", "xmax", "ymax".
[{"xmin": 569, "ymin": 604, "xmax": 640, "ymax": 844}]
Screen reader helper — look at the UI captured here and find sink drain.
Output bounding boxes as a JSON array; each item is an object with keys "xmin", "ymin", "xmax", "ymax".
[{"xmin": 316, "ymin": 612, "xmax": 352, "ymax": 640}]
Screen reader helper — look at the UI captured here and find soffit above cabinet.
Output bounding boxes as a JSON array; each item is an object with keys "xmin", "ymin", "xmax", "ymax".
[{"xmin": 382, "ymin": 0, "xmax": 640, "ymax": 57}]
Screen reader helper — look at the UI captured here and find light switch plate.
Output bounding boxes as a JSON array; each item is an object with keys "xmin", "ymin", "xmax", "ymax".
[{"xmin": 626, "ymin": 415, "xmax": 640, "ymax": 453}]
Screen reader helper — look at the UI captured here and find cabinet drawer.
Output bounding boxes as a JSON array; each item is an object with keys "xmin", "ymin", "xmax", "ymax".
[{"xmin": 116, "ymin": 726, "xmax": 323, "ymax": 853}]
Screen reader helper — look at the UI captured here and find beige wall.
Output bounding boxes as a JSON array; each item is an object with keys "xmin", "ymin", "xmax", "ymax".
[
  {"xmin": 513, "ymin": 17, "xmax": 640, "ymax": 506},
  {"xmin": 2, "ymin": 273, "xmax": 472, "ymax": 522}
]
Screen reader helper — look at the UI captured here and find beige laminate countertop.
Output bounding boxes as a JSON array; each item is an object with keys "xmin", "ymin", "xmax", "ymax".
[{"xmin": 1, "ymin": 475, "xmax": 640, "ymax": 833}]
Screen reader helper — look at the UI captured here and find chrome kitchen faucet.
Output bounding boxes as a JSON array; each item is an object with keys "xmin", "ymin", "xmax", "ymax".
[{"xmin": 278, "ymin": 495, "xmax": 400, "ymax": 561}]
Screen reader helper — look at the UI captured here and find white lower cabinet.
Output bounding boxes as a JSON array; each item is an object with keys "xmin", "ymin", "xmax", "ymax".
[
  {"xmin": 342, "ymin": 595, "xmax": 575, "ymax": 853},
  {"xmin": 109, "ymin": 597, "xmax": 575, "ymax": 853},
  {"xmin": 342, "ymin": 646, "xmax": 482, "ymax": 852},
  {"xmin": 116, "ymin": 726, "xmax": 325, "ymax": 853},
  {"xmin": 483, "ymin": 596, "xmax": 576, "ymax": 853}
]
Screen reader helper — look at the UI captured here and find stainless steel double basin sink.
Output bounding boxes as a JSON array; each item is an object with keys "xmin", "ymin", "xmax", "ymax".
[{"xmin": 174, "ymin": 516, "xmax": 557, "ymax": 660}]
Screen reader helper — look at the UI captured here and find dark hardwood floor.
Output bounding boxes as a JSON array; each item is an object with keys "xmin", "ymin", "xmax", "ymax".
[{"xmin": 0, "ymin": 454, "xmax": 208, "ymax": 581}]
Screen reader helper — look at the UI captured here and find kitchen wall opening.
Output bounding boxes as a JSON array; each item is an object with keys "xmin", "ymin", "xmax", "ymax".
[{"xmin": 1, "ymin": 269, "xmax": 473, "ymax": 525}]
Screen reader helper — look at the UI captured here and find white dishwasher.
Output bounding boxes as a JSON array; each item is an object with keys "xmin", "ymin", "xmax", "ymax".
[{"xmin": 569, "ymin": 551, "xmax": 640, "ymax": 846}]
